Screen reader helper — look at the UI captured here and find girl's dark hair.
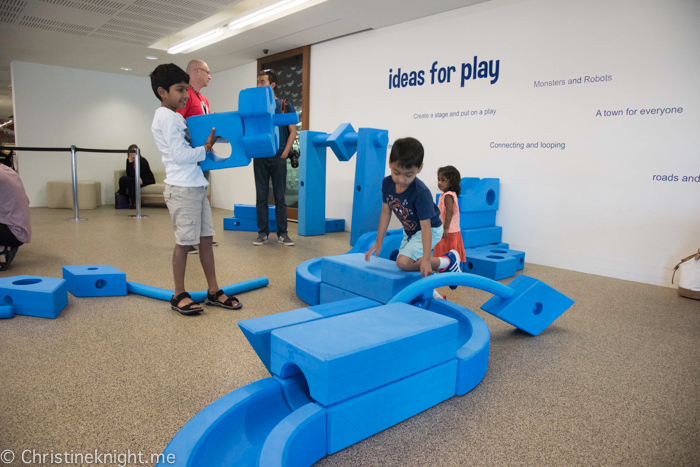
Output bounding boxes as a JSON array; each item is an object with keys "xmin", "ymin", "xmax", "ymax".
[
  {"xmin": 389, "ymin": 137, "xmax": 424, "ymax": 169},
  {"xmin": 127, "ymin": 144, "xmax": 138, "ymax": 153},
  {"xmin": 438, "ymin": 165, "xmax": 461, "ymax": 196},
  {"xmin": 150, "ymin": 63, "xmax": 189, "ymax": 101}
]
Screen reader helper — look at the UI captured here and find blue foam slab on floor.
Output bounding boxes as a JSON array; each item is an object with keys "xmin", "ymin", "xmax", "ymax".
[
  {"xmin": 459, "ymin": 178, "xmax": 499, "ymax": 212},
  {"xmin": 223, "ymin": 217, "xmax": 277, "ymax": 232},
  {"xmin": 0, "ymin": 275, "xmax": 68, "ymax": 319},
  {"xmin": 460, "ymin": 211, "xmax": 497, "ymax": 229},
  {"xmin": 463, "ymin": 252, "xmax": 518, "ymax": 280},
  {"xmin": 321, "ymin": 253, "xmax": 422, "ymax": 304},
  {"xmin": 259, "ymin": 402, "xmax": 327, "ymax": 467},
  {"xmin": 474, "ymin": 246, "xmax": 525, "ymax": 271},
  {"xmin": 233, "ymin": 204, "xmax": 274, "ymax": 220},
  {"xmin": 319, "ymin": 283, "xmax": 362, "ymax": 304},
  {"xmin": 461, "ymin": 226, "xmax": 502, "ymax": 248},
  {"xmin": 270, "ymin": 303, "xmax": 458, "ymax": 406},
  {"xmin": 325, "ymin": 218, "xmax": 345, "ymax": 233},
  {"xmin": 296, "ymin": 258, "xmax": 322, "ymax": 305},
  {"xmin": 481, "ymin": 275, "xmax": 574, "ymax": 336},
  {"xmin": 62, "ymin": 265, "xmax": 126, "ymax": 297},
  {"xmin": 325, "ymin": 360, "xmax": 457, "ymax": 454}
]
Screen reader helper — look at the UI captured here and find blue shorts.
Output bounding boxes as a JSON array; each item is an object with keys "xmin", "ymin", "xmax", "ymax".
[{"xmin": 398, "ymin": 225, "xmax": 443, "ymax": 261}]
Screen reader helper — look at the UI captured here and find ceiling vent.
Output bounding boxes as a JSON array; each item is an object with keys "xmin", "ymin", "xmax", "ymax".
[
  {"xmin": 0, "ymin": 0, "xmax": 26, "ymax": 24},
  {"xmin": 39, "ymin": 0, "xmax": 125, "ymax": 16},
  {"xmin": 18, "ymin": 15, "xmax": 93, "ymax": 35}
]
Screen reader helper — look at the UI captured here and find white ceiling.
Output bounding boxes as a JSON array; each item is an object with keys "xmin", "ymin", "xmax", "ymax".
[{"xmin": 0, "ymin": 0, "xmax": 489, "ymax": 118}]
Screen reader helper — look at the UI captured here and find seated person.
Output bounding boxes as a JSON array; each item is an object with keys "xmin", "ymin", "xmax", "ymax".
[
  {"xmin": 118, "ymin": 144, "xmax": 156, "ymax": 208},
  {"xmin": 0, "ymin": 163, "xmax": 30, "ymax": 271}
]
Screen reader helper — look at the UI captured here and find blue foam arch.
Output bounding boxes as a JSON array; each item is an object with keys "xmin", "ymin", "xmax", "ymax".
[
  {"xmin": 388, "ymin": 272, "xmax": 515, "ymax": 304},
  {"xmin": 126, "ymin": 277, "xmax": 269, "ymax": 302}
]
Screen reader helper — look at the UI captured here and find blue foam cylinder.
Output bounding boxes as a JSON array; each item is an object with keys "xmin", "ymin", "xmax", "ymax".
[
  {"xmin": 126, "ymin": 277, "xmax": 268, "ymax": 302},
  {"xmin": 387, "ymin": 272, "xmax": 515, "ymax": 304},
  {"xmin": 0, "ymin": 304, "xmax": 14, "ymax": 319}
]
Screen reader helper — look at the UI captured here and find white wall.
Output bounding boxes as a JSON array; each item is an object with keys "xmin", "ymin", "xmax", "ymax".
[
  {"xmin": 12, "ymin": 61, "xmax": 164, "ymax": 206},
  {"xmin": 305, "ymin": 0, "xmax": 700, "ymax": 287}
]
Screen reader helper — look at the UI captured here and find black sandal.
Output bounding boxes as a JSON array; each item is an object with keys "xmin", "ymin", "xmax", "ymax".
[
  {"xmin": 0, "ymin": 245, "xmax": 18, "ymax": 272},
  {"xmin": 170, "ymin": 292, "xmax": 203, "ymax": 315},
  {"xmin": 205, "ymin": 289, "xmax": 242, "ymax": 310}
]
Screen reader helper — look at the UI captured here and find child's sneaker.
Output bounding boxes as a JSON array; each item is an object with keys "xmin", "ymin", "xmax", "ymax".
[
  {"xmin": 439, "ymin": 250, "xmax": 462, "ymax": 273},
  {"xmin": 432, "ymin": 289, "xmax": 446, "ymax": 300}
]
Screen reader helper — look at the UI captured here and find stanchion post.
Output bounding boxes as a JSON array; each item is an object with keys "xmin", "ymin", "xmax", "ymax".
[
  {"xmin": 129, "ymin": 147, "xmax": 148, "ymax": 219},
  {"xmin": 68, "ymin": 145, "xmax": 87, "ymax": 221}
]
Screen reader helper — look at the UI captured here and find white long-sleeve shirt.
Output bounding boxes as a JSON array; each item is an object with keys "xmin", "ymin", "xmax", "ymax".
[{"xmin": 151, "ymin": 107, "xmax": 209, "ymax": 187}]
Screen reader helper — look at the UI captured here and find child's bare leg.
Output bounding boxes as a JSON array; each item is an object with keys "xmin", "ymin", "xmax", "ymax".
[
  {"xmin": 198, "ymin": 236, "xmax": 219, "ymax": 294},
  {"xmin": 173, "ymin": 244, "xmax": 201, "ymax": 309},
  {"xmin": 395, "ymin": 255, "xmax": 442, "ymax": 272}
]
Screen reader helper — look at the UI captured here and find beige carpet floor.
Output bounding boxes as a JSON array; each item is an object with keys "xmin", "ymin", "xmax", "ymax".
[{"xmin": 0, "ymin": 206, "xmax": 698, "ymax": 466}]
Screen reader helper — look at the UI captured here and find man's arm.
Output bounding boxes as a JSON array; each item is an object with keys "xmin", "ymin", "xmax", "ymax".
[{"xmin": 281, "ymin": 124, "xmax": 297, "ymax": 158}]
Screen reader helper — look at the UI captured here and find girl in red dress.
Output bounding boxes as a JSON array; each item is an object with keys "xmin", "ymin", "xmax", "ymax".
[{"xmin": 433, "ymin": 166, "xmax": 465, "ymax": 262}]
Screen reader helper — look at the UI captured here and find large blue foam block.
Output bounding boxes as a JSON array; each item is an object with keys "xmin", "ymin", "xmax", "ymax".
[
  {"xmin": 325, "ymin": 360, "xmax": 457, "ymax": 454},
  {"xmin": 350, "ymin": 128, "xmax": 388, "ymax": 245},
  {"xmin": 62, "ymin": 265, "xmax": 126, "ymax": 297},
  {"xmin": 459, "ymin": 178, "xmax": 499, "ymax": 212},
  {"xmin": 258, "ymin": 402, "xmax": 327, "ymax": 467},
  {"xmin": 238, "ymin": 86, "xmax": 281, "ymax": 159},
  {"xmin": 188, "ymin": 111, "xmax": 249, "ymax": 171},
  {"xmin": 462, "ymin": 252, "xmax": 518, "ymax": 280},
  {"xmin": 461, "ymin": 226, "xmax": 503, "ymax": 248},
  {"xmin": 223, "ymin": 217, "xmax": 277, "ymax": 232},
  {"xmin": 481, "ymin": 275, "xmax": 574, "ymax": 336},
  {"xmin": 298, "ymin": 131, "xmax": 328, "ymax": 236},
  {"xmin": 319, "ymin": 283, "xmax": 363, "ymax": 304},
  {"xmin": 234, "ymin": 204, "xmax": 274, "ymax": 220},
  {"xmin": 321, "ymin": 253, "xmax": 422, "ymax": 304},
  {"xmin": 0, "ymin": 275, "xmax": 68, "ymax": 319},
  {"xmin": 270, "ymin": 303, "xmax": 458, "ymax": 406}
]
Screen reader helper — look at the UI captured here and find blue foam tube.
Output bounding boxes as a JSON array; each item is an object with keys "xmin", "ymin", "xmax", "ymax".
[
  {"xmin": 388, "ymin": 272, "xmax": 515, "ymax": 304},
  {"xmin": 126, "ymin": 277, "xmax": 269, "ymax": 302},
  {"xmin": 0, "ymin": 304, "xmax": 14, "ymax": 319}
]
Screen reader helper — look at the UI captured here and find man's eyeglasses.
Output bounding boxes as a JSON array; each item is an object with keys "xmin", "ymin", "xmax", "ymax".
[{"xmin": 198, "ymin": 68, "xmax": 211, "ymax": 75}]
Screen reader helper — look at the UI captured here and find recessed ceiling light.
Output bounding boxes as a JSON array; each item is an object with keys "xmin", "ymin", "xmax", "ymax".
[
  {"xmin": 145, "ymin": 56, "xmax": 158, "ymax": 60},
  {"xmin": 121, "ymin": 67, "xmax": 132, "ymax": 71}
]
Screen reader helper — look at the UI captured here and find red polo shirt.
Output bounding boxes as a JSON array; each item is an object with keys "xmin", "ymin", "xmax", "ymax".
[{"xmin": 177, "ymin": 86, "xmax": 210, "ymax": 119}]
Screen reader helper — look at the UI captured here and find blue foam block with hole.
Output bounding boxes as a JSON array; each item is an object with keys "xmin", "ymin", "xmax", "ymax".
[
  {"xmin": 259, "ymin": 402, "xmax": 327, "ymax": 467},
  {"xmin": 481, "ymin": 275, "xmax": 574, "ymax": 336},
  {"xmin": 272, "ymin": 374, "xmax": 313, "ymax": 411},
  {"xmin": 62, "ymin": 265, "xmax": 126, "ymax": 297},
  {"xmin": 298, "ymin": 131, "xmax": 328, "ymax": 236},
  {"xmin": 325, "ymin": 359, "xmax": 457, "ymax": 454},
  {"xmin": 462, "ymin": 251, "xmax": 518, "ymax": 280},
  {"xmin": 325, "ymin": 218, "xmax": 345, "ymax": 233},
  {"xmin": 0, "ymin": 275, "xmax": 68, "ymax": 319},
  {"xmin": 270, "ymin": 303, "xmax": 458, "ymax": 406},
  {"xmin": 188, "ymin": 111, "xmax": 250, "ymax": 171},
  {"xmin": 296, "ymin": 258, "xmax": 322, "ymax": 305},
  {"xmin": 234, "ymin": 204, "xmax": 274, "ymax": 220},
  {"xmin": 223, "ymin": 217, "xmax": 277, "ymax": 232},
  {"xmin": 459, "ymin": 178, "xmax": 499, "ymax": 212},
  {"xmin": 461, "ymin": 226, "xmax": 502, "ymax": 248},
  {"xmin": 321, "ymin": 253, "xmax": 422, "ymax": 303},
  {"xmin": 239, "ymin": 297, "xmax": 380, "ymax": 373},
  {"xmin": 319, "ymin": 283, "xmax": 363, "ymax": 304},
  {"xmin": 350, "ymin": 128, "xmax": 388, "ymax": 246}
]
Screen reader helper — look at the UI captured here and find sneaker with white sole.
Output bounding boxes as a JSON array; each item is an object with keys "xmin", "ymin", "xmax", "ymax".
[
  {"xmin": 253, "ymin": 233, "xmax": 268, "ymax": 246},
  {"xmin": 439, "ymin": 249, "xmax": 462, "ymax": 273},
  {"xmin": 278, "ymin": 234, "xmax": 295, "ymax": 246},
  {"xmin": 187, "ymin": 245, "xmax": 198, "ymax": 255}
]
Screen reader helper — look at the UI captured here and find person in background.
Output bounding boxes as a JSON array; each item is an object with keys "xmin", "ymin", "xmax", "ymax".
[
  {"xmin": 0, "ymin": 162, "xmax": 30, "ymax": 271},
  {"xmin": 118, "ymin": 144, "xmax": 155, "ymax": 209}
]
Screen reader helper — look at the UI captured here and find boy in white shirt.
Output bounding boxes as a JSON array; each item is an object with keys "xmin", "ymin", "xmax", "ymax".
[{"xmin": 150, "ymin": 63, "xmax": 241, "ymax": 315}]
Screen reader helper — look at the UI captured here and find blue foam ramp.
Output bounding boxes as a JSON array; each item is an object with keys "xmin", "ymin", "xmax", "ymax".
[
  {"xmin": 62, "ymin": 265, "xmax": 126, "ymax": 297},
  {"xmin": 461, "ymin": 226, "xmax": 502, "ymax": 248},
  {"xmin": 325, "ymin": 218, "xmax": 345, "ymax": 233},
  {"xmin": 223, "ymin": 217, "xmax": 277, "ymax": 232},
  {"xmin": 321, "ymin": 253, "xmax": 422, "ymax": 303},
  {"xmin": 0, "ymin": 275, "xmax": 68, "ymax": 319},
  {"xmin": 325, "ymin": 360, "xmax": 457, "ymax": 454},
  {"xmin": 459, "ymin": 178, "xmax": 499, "ymax": 212},
  {"xmin": 239, "ymin": 297, "xmax": 380, "ymax": 372},
  {"xmin": 0, "ymin": 304, "xmax": 14, "ymax": 319},
  {"xmin": 187, "ymin": 111, "xmax": 250, "ymax": 170},
  {"xmin": 157, "ymin": 378, "xmax": 291, "ymax": 467},
  {"xmin": 270, "ymin": 303, "xmax": 458, "ymax": 406},
  {"xmin": 258, "ymin": 403, "xmax": 327, "ymax": 467},
  {"xmin": 481, "ymin": 275, "xmax": 574, "ymax": 336},
  {"xmin": 126, "ymin": 277, "xmax": 268, "ymax": 302},
  {"xmin": 463, "ymin": 251, "xmax": 518, "ymax": 280},
  {"xmin": 234, "ymin": 204, "xmax": 274, "ymax": 220},
  {"xmin": 319, "ymin": 283, "xmax": 363, "ymax": 304}
]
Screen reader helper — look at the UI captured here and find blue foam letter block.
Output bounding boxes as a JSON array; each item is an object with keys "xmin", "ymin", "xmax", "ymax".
[
  {"xmin": 459, "ymin": 178, "xmax": 499, "ymax": 212},
  {"xmin": 461, "ymin": 226, "xmax": 502, "ymax": 248},
  {"xmin": 325, "ymin": 218, "xmax": 345, "ymax": 233},
  {"xmin": 234, "ymin": 204, "xmax": 274, "ymax": 220},
  {"xmin": 62, "ymin": 265, "xmax": 126, "ymax": 297},
  {"xmin": 0, "ymin": 275, "xmax": 68, "ymax": 319},
  {"xmin": 223, "ymin": 217, "xmax": 277, "ymax": 232},
  {"xmin": 325, "ymin": 360, "xmax": 457, "ymax": 454},
  {"xmin": 270, "ymin": 303, "xmax": 458, "ymax": 406},
  {"xmin": 480, "ymin": 275, "xmax": 574, "ymax": 336},
  {"xmin": 321, "ymin": 253, "xmax": 422, "ymax": 303}
]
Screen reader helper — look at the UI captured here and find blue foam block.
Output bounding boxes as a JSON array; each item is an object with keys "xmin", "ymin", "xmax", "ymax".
[
  {"xmin": 319, "ymin": 283, "xmax": 363, "ymax": 304},
  {"xmin": 325, "ymin": 218, "xmax": 345, "ymax": 233},
  {"xmin": 270, "ymin": 303, "xmax": 458, "ymax": 406},
  {"xmin": 187, "ymin": 111, "xmax": 250, "ymax": 171},
  {"xmin": 460, "ymin": 211, "xmax": 497, "ymax": 229},
  {"xmin": 481, "ymin": 275, "xmax": 574, "ymax": 336},
  {"xmin": 459, "ymin": 178, "xmax": 499, "ymax": 212},
  {"xmin": 259, "ymin": 402, "xmax": 327, "ymax": 467},
  {"xmin": 472, "ymin": 246, "xmax": 525, "ymax": 271},
  {"xmin": 234, "ymin": 204, "xmax": 274, "ymax": 220},
  {"xmin": 273, "ymin": 374, "xmax": 313, "ymax": 411},
  {"xmin": 239, "ymin": 297, "xmax": 380, "ymax": 373},
  {"xmin": 463, "ymin": 252, "xmax": 518, "ymax": 280},
  {"xmin": 465, "ymin": 242, "xmax": 509, "ymax": 252},
  {"xmin": 461, "ymin": 226, "xmax": 502, "ymax": 248},
  {"xmin": 324, "ymin": 123, "xmax": 358, "ymax": 161},
  {"xmin": 0, "ymin": 275, "xmax": 68, "ymax": 319},
  {"xmin": 238, "ymin": 86, "xmax": 281, "ymax": 159},
  {"xmin": 325, "ymin": 360, "xmax": 457, "ymax": 454},
  {"xmin": 350, "ymin": 128, "xmax": 388, "ymax": 245},
  {"xmin": 223, "ymin": 217, "xmax": 277, "ymax": 232},
  {"xmin": 321, "ymin": 253, "xmax": 422, "ymax": 303},
  {"xmin": 298, "ymin": 131, "xmax": 328, "ymax": 236},
  {"xmin": 0, "ymin": 304, "xmax": 14, "ymax": 319},
  {"xmin": 62, "ymin": 265, "xmax": 126, "ymax": 297},
  {"xmin": 296, "ymin": 258, "xmax": 322, "ymax": 305}
]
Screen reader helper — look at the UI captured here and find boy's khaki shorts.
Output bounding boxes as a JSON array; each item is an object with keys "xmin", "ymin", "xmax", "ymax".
[{"xmin": 164, "ymin": 184, "xmax": 215, "ymax": 246}]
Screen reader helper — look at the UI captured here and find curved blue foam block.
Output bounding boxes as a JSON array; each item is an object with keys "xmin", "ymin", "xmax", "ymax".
[
  {"xmin": 126, "ymin": 277, "xmax": 268, "ymax": 302},
  {"xmin": 345, "ymin": 228, "xmax": 404, "ymax": 255},
  {"xmin": 258, "ymin": 403, "xmax": 327, "ymax": 467},
  {"xmin": 158, "ymin": 378, "xmax": 291, "ymax": 467},
  {"xmin": 295, "ymin": 258, "xmax": 322, "ymax": 306},
  {"xmin": 273, "ymin": 374, "xmax": 313, "ymax": 411},
  {"xmin": 388, "ymin": 272, "xmax": 515, "ymax": 305},
  {"xmin": 0, "ymin": 304, "xmax": 14, "ymax": 319}
]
